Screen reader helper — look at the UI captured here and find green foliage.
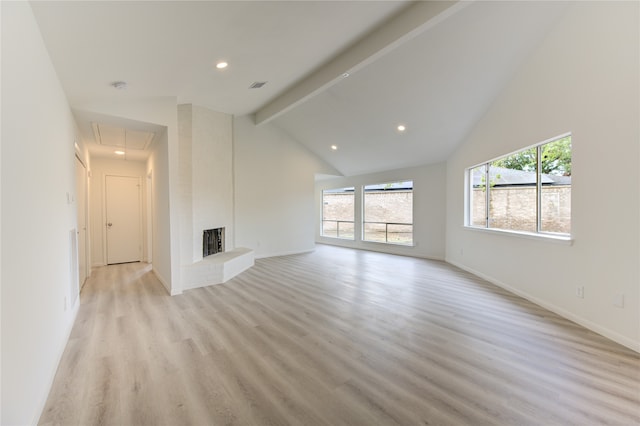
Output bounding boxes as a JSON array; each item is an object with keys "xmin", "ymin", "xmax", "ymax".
[
  {"xmin": 492, "ymin": 147, "xmax": 536, "ymax": 173},
  {"xmin": 492, "ymin": 136, "xmax": 571, "ymax": 176},
  {"xmin": 541, "ymin": 136, "xmax": 572, "ymax": 175}
]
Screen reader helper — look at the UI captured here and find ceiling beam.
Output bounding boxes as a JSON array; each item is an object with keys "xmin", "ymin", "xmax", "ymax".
[{"xmin": 253, "ymin": 0, "xmax": 469, "ymax": 125}]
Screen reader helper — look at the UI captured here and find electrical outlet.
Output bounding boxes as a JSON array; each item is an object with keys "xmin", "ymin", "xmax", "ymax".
[{"xmin": 576, "ymin": 286, "xmax": 584, "ymax": 299}]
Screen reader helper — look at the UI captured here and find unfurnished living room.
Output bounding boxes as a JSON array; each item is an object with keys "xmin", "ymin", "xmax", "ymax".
[{"xmin": 1, "ymin": 1, "xmax": 639, "ymax": 425}]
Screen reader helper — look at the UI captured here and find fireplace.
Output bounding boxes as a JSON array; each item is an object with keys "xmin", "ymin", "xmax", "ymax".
[{"xmin": 203, "ymin": 227, "xmax": 225, "ymax": 257}]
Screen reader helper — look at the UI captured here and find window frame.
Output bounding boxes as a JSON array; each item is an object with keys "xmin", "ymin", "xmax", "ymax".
[
  {"xmin": 321, "ymin": 187, "xmax": 355, "ymax": 240},
  {"xmin": 362, "ymin": 180, "xmax": 414, "ymax": 246},
  {"xmin": 465, "ymin": 133, "xmax": 572, "ymax": 242}
]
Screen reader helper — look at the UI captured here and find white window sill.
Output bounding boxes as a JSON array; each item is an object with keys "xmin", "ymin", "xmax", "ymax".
[
  {"xmin": 464, "ymin": 225, "xmax": 573, "ymax": 245},
  {"xmin": 320, "ymin": 236, "xmax": 356, "ymax": 241},
  {"xmin": 362, "ymin": 240, "xmax": 415, "ymax": 248}
]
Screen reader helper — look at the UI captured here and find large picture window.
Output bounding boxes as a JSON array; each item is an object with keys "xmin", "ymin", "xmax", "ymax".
[
  {"xmin": 467, "ymin": 134, "xmax": 571, "ymax": 236},
  {"xmin": 322, "ymin": 187, "xmax": 355, "ymax": 240},
  {"xmin": 363, "ymin": 181, "xmax": 413, "ymax": 245}
]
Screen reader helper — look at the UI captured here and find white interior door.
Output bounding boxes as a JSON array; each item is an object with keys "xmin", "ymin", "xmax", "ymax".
[
  {"xmin": 106, "ymin": 175, "xmax": 142, "ymax": 264},
  {"xmin": 75, "ymin": 157, "xmax": 88, "ymax": 286}
]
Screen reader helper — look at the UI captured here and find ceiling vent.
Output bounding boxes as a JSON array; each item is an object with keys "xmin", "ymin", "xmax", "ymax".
[{"xmin": 249, "ymin": 81, "xmax": 267, "ymax": 89}]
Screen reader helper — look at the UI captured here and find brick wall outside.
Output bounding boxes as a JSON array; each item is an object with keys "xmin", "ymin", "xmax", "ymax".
[
  {"xmin": 322, "ymin": 186, "xmax": 571, "ymax": 239},
  {"xmin": 322, "ymin": 193, "xmax": 355, "ymax": 221},
  {"xmin": 472, "ymin": 185, "xmax": 571, "ymax": 233},
  {"xmin": 322, "ymin": 192, "xmax": 355, "ymax": 238},
  {"xmin": 322, "ymin": 191, "xmax": 413, "ymax": 242},
  {"xmin": 364, "ymin": 191, "xmax": 412, "ymax": 243}
]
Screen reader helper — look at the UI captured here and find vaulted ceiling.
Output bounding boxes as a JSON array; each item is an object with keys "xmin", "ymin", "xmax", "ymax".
[{"xmin": 30, "ymin": 0, "xmax": 568, "ymax": 175}]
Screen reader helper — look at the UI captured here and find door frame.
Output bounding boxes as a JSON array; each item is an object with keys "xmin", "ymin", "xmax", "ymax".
[
  {"xmin": 146, "ymin": 170, "xmax": 153, "ymax": 264},
  {"xmin": 75, "ymin": 154, "xmax": 89, "ymax": 289},
  {"xmin": 102, "ymin": 174, "xmax": 143, "ymax": 265}
]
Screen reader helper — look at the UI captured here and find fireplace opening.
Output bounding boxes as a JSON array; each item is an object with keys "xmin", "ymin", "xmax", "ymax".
[{"xmin": 203, "ymin": 227, "xmax": 225, "ymax": 258}]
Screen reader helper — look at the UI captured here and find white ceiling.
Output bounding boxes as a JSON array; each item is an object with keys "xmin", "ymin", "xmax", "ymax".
[{"xmin": 30, "ymin": 0, "xmax": 568, "ymax": 174}]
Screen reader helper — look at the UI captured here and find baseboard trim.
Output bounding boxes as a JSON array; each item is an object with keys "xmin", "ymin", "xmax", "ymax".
[
  {"xmin": 315, "ymin": 241, "xmax": 445, "ymax": 262},
  {"xmin": 152, "ymin": 268, "xmax": 174, "ymax": 295},
  {"xmin": 254, "ymin": 248, "xmax": 315, "ymax": 259},
  {"xmin": 447, "ymin": 258, "xmax": 640, "ymax": 354}
]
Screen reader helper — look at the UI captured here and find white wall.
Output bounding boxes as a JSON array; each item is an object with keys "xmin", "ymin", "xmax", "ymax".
[
  {"xmin": 316, "ymin": 163, "xmax": 447, "ymax": 260},
  {"xmin": 147, "ymin": 128, "xmax": 174, "ymax": 293},
  {"xmin": 445, "ymin": 2, "xmax": 639, "ymax": 350},
  {"xmin": 234, "ymin": 115, "xmax": 338, "ymax": 258},
  {"xmin": 89, "ymin": 157, "xmax": 147, "ymax": 266},
  {"xmin": 177, "ymin": 105, "xmax": 194, "ymax": 268},
  {"xmin": 1, "ymin": 2, "xmax": 81, "ymax": 424}
]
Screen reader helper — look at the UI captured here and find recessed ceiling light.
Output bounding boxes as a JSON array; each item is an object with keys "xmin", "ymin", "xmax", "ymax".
[
  {"xmin": 216, "ymin": 61, "xmax": 228, "ymax": 69},
  {"xmin": 114, "ymin": 150, "xmax": 125, "ymax": 155},
  {"xmin": 331, "ymin": 145, "xmax": 338, "ymax": 150},
  {"xmin": 397, "ymin": 124, "xmax": 406, "ymax": 132}
]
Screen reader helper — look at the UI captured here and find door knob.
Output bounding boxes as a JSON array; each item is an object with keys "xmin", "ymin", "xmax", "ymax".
[{"xmin": 107, "ymin": 222, "xmax": 113, "ymax": 228}]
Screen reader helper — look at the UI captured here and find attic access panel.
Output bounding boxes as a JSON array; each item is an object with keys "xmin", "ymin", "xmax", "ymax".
[{"xmin": 92, "ymin": 123, "xmax": 154, "ymax": 150}]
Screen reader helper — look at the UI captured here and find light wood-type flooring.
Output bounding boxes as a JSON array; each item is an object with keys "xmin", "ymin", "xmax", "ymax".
[{"xmin": 40, "ymin": 245, "xmax": 639, "ymax": 426}]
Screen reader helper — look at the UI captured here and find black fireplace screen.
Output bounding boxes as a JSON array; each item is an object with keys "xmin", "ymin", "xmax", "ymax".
[{"xmin": 203, "ymin": 228, "xmax": 225, "ymax": 257}]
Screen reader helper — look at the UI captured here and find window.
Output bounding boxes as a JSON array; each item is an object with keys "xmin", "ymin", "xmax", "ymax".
[
  {"xmin": 322, "ymin": 187, "xmax": 355, "ymax": 239},
  {"xmin": 467, "ymin": 134, "xmax": 571, "ymax": 236},
  {"xmin": 363, "ymin": 181, "xmax": 413, "ymax": 245}
]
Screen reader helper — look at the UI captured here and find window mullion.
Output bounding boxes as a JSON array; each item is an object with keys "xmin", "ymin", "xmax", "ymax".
[
  {"xmin": 485, "ymin": 163, "xmax": 490, "ymax": 228},
  {"xmin": 536, "ymin": 145, "xmax": 542, "ymax": 233}
]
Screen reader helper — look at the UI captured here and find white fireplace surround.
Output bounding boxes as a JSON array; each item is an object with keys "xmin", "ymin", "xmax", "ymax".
[
  {"xmin": 182, "ymin": 247, "xmax": 254, "ymax": 291},
  {"xmin": 179, "ymin": 104, "xmax": 254, "ymax": 291}
]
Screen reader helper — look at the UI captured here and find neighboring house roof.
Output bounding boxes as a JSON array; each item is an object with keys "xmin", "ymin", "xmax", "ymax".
[
  {"xmin": 323, "ymin": 181, "xmax": 414, "ymax": 193},
  {"xmin": 364, "ymin": 181, "xmax": 414, "ymax": 191},
  {"xmin": 472, "ymin": 166, "xmax": 570, "ymax": 187},
  {"xmin": 546, "ymin": 174, "xmax": 572, "ymax": 185}
]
